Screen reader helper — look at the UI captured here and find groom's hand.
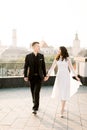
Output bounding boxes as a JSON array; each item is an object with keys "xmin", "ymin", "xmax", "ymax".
[
  {"xmin": 24, "ymin": 77, "xmax": 28, "ymax": 82},
  {"xmin": 44, "ymin": 76, "xmax": 49, "ymax": 81}
]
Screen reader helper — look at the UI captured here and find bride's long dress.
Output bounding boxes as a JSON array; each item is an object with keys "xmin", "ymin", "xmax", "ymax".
[{"xmin": 48, "ymin": 58, "xmax": 81, "ymax": 102}]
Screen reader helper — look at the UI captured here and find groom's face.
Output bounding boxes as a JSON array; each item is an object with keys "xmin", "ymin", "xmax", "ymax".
[{"xmin": 32, "ymin": 43, "xmax": 40, "ymax": 53}]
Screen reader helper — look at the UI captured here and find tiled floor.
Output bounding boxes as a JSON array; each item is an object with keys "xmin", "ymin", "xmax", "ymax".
[{"xmin": 0, "ymin": 86, "xmax": 87, "ymax": 130}]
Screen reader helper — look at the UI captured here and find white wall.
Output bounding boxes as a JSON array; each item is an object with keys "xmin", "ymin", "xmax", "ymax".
[{"xmin": 79, "ymin": 62, "xmax": 87, "ymax": 77}]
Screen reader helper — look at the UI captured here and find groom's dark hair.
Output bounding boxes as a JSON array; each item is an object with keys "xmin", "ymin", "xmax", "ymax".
[{"xmin": 32, "ymin": 42, "xmax": 40, "ymax": 46}]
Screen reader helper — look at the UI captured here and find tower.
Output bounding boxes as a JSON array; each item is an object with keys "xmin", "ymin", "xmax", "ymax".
[
  {"xmin": 72, "ymin": 33, "xmax": 80, "ymax": 56},
  {"xmin": 12, "ymin": 29, "xmax": 17, "ymax": 47},
  {"xmin": 0, "ymin": 40, "xmax": 1, "ymax": 46}
]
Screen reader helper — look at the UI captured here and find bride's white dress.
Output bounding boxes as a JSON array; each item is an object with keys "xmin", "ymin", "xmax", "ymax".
[{"xmin": 48, "ymin": 58, "xmax": 81, "ymax": 101}]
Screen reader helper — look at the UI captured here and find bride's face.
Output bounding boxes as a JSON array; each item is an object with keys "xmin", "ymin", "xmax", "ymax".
[{"xmin": 57, "ymin": 48, "xmax": 61, "ymax": 55}]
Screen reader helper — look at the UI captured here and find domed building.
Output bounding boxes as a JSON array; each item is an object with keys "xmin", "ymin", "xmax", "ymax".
[
  {"xmin": 40, "ymin": 40, "xmax": 48, "ymax": 48},
  {"xmin": 40, "ymin": 40, "xmax": 56, "ymax": 55}
]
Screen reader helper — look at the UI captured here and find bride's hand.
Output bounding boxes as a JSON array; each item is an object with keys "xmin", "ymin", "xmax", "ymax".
[{"xmin": 76, "ymin": 76, "xmax": 80, "ymax": 81}]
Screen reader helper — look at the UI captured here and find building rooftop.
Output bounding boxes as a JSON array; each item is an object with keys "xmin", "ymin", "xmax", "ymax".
[
  {"xmin": 78, "ymin": 49, "xmax": 87, "ymax": 57},
  {"xmin": 40, "ymin": 40, "xmax": 48, "ymax": 48}
]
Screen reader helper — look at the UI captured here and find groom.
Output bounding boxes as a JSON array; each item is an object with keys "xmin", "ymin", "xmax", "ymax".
[{"xmin": 24, "ymin": 42, "xmax": 47, "ymax": 114}]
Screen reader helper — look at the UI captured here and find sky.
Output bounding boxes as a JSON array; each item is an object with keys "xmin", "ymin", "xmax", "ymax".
[{"xmin": 0, "ymin": 0, "xmax": 87, "ymax": 48}]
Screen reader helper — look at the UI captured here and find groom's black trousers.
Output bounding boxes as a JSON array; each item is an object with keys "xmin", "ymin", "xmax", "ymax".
[{"xmin": 29, "ymin": 75, "xmax": 42, "ymax": 111}]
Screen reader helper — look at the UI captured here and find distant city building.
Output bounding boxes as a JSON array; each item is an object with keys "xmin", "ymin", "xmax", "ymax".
[
  {"xmin": 0, "ymin": 30, "xmax": 86, "ymax": 62},
  {"xmin": 0, "ymin": 46, "xmax": 29, "ymax": 61},
  {"xmin": 12, "ymin": 29, "xmax": 17, "ymax": 47},
  {"xmin": 0, "ymin": 29, "xmax": 29, "ymax": 61},
  {"xmin": 0, "ymin": 40, "xmax": 8, "ymax": 56},
  {"xmin": 29, "ymin": 40, "xmax": 56, "ymax": 55},
  {"xmin": 72, "ymin": 33, "xmax": 81, "ymax": 56},
  {"xmin": 78, "ymin": 49, "xmax": 87, "ymax": 57}
]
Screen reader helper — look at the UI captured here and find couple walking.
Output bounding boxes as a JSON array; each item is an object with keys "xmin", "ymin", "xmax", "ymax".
[{"xmin": 24, "ymin": 42, "xmax": 80, "ymax": 117}]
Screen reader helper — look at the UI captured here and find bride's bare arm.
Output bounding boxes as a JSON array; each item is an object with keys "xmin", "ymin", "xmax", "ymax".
[
  {"xmin": 47, "ymin": 60, "xmax": 57, "ymax": 76},
  {"xmin": 68, "ymin": 58, "xmax": 80, "ymax": 81}
]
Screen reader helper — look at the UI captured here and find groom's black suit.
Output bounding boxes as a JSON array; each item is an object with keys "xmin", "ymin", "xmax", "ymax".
[{"xmin": 24, "ymin": 52, "xmax": 46, "ymax": 111}]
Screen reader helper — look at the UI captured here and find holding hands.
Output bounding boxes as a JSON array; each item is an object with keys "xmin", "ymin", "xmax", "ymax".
[
  {"xmin": 44, "ymin": 76, "xmax": 80, "ymax": 82},
  {"xmin": 44, "ymin": 76, "xmax": 49, "ymax": 81},
  {"xmin": 24, "ymin": 77, "xmax": 28, "ymax": 82}
]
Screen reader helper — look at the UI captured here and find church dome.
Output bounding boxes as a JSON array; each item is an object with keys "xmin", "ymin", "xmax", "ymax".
[{"xmin": 40, "ymin": 40, "xmax": 48, "ymax": 48}]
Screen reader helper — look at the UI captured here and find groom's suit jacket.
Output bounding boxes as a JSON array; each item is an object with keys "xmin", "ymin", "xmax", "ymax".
[{"xmin": 24, "ymin": 52, "xmax": 46, "ymax": 80}]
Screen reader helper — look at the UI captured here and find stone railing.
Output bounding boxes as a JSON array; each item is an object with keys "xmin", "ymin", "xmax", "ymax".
[
  {"xmin": 0, "ymin": 62, "xmax": 53, "ymax": 77},
  {"xmin": 0, "ymin": 62, "xmax": 55, "ymax": 88}
]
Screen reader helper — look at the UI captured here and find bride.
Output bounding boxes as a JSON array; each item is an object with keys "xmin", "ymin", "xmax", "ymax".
[{"xmin": 46, "ymin": 46, "xmax": 80, "ymax": 118}]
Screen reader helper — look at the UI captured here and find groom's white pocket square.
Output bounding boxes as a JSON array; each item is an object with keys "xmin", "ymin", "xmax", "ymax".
[{"xmin": 40, "ymin": 59, "xmax": 43, "ymax": 60}]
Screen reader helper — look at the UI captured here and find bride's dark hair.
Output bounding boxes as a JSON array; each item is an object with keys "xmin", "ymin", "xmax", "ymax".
[{"xmin": 56, "ymin": 46, "xmax": 69, "ymax": 61}]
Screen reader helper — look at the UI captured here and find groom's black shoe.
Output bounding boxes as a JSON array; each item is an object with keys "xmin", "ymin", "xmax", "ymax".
[{"xmin": 32, "ymin": 110, "xmax": 37, "ymax": 115}]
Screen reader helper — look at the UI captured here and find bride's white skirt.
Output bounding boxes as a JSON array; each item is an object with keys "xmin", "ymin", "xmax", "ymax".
[
  {"xmin": 70, "ymin": 76, "xmax": 81, "ymax": 97},
  {"xmin": 51, "ymin": 74, "xmax": 81, "ymax": 101}
]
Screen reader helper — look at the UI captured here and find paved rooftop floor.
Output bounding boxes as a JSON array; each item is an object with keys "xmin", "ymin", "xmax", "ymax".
[{"xmin": 0, "ymin": 86, "xmax": 87, "ymax": 130}]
